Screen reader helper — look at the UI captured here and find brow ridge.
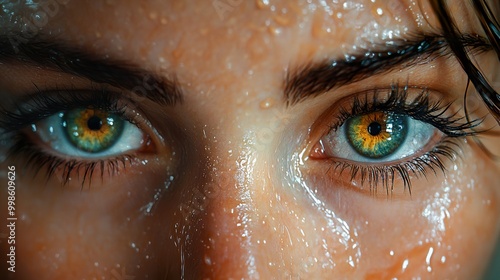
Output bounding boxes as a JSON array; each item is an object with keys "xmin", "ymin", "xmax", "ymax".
[
  {"xmin": 0, "ymin": 34, "xmax": 183, "ymax": 106},
  {"xmin": 284, "ymin": 33, "xmax": 491, "ymax": 106}
]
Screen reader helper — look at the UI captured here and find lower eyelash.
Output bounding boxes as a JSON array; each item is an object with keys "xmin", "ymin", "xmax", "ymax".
[
  {"xmin": 6, "ymin": 133, "xmax": 135, "ymax": 189},
  {"xmin": 327, "ymin": 138, "xmax": 461, "ymax": 195}
]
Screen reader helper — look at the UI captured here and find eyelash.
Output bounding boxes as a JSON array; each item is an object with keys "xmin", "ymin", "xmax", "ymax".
[
  {"xmin": 321, "ymin": 83, "xmax": 482, "ymax": 195},
  {"xmin": 0, "ymin": 87, "xmax": 144, "ymax": 188}
]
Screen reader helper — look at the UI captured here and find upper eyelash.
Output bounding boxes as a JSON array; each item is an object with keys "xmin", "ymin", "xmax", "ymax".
[
  {"xmin": 0, "ymin": 86, "xmax": 130, "ymax": 134},
  {"xmin": 331, "ymin": 83, "xmax": 483, "ymax": 137}
]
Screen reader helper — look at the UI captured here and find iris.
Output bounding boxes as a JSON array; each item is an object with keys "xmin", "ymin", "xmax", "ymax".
[
  {"xmin": 63, "ymin": 108, "xmax": 124, "ymax": 153},
  {"xmin": 345, "ymin": 112, "xmax": 408, "ymax": 159}
]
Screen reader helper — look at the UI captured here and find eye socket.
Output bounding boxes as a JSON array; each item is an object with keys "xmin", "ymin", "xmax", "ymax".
[
  {"xmin": 312, "ymin": 111, "xmax": 441, "ymax": 163},
  {"xmin": 304, "ymin": 85, "xmax": 482, "ymax": 193},
  {"xmin": 29, "ymin": 107, "xmax": 153, "ymax": 159},
  {"xmin": 0, "ymin": 89, "xmax": 169, "ymax": 187}
]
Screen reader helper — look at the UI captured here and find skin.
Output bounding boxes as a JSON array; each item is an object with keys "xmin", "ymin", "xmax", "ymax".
[{"xmin": 0, "ymin": 0, "xmax": 499, "ymax": 279}]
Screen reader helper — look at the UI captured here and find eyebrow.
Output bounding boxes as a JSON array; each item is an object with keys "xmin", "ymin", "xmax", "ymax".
[
  {"xmin": 284, "ymin": 34, "xmax": 491, "ymax": 106},
  {"xmin": 0, "ymin": 34, "xmax": 183, "ymax": 106}
]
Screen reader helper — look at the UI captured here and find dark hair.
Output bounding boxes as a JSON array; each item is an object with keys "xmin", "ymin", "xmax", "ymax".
[
  {"xmin": 432, "ymin": 0, "xmax": 500, "ymax": 159},
  {"xmin": 432, "ymin": 0, "xmax": 500, "ymax": 122}
]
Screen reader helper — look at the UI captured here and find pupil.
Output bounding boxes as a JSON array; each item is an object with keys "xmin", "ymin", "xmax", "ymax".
[
  {"xmin": 367, "ymin": 122, "xmax": 382, "ymax": 136},
  {"xmin": 87, "ymin": 116, "xmax": 103, "ymax": 131}
]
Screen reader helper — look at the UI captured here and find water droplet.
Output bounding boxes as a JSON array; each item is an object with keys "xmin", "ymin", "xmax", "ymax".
[
  {"xmin": 149, "ymin": 12, "xmax": 158, "ymax": 20},
  {"xmin": 425, "ymin": 247, "xmax": 434, "ymax": 272},
  {"xmin": 256, "ymin": 0, "xmax": 270, "ymax": 9},
  {"xmin": 259, "ymin": 97, "xmax": 275, "ymax": 109},
  {"xmin": 402, "ymin": 259, "xmax": 409, "ymax": 272}
]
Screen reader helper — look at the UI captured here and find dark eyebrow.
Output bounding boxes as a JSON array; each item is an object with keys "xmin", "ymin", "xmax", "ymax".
[
  {"xmin": 284, "ymin": 34, "xmax": 491, "ymax": 106},
  {"xmin": 0, "ymin": 34, "xmax": 183, "ymax": 106}
]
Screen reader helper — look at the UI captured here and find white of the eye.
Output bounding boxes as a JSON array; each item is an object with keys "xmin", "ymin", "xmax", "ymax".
[
  {"xmin": 35, "ymin": 112, "xmax": 144, "ymax": 159},
  {"xmin": 324, "ymin": 116, "xmax": 435, "ymax": 163}
]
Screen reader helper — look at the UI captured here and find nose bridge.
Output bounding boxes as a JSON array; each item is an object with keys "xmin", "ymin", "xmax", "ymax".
[
  {"xmin": 199, "ymin": 141, "xmax": 263, "ymax": 278},
  {"xmin": 182, "ymin": 91, "xmax": 290, "ymax": 278}
]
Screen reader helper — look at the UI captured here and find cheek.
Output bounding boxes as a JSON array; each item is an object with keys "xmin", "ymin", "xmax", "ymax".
[
  {"xmin": 286, "ymin": 141, "xmax": 500, "ymax": 278},
  {"xmin": 5, "ymin": 160, "xmax": 180, "ymax": 278},
  {"xmin": 362, "ymin": 148, "xmax": 500, "ymax": 279}
]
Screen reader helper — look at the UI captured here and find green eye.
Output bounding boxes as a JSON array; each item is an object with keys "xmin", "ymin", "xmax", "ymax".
[
  {"xmin": 345, "ymin": 112, "xmax": 408, "ymax": 159},
  {"xmin": 32, "ymin": 106, "xmax": 146, "ymax": 159},
  {"xmin": 63, "ymin": 108, "xmax": 124, "ymax": 153}
]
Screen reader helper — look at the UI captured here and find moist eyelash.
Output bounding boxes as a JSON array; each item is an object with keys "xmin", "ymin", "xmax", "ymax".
[
  {"xmin": 0, "ymin": 87, "xmax": 139, "ymax": 188},
  {"xmin": 326, "ymin": 83, "xmax": 481, "ymax": 195},
  {"xmin": 7, "ymin": 133, "xmax": 136, "ymax": 188},
  {"xmin": 0, "ymin": 86, "xmax": 128, "ymax": 133},
  {"xmin": 332, "ymin": 83, "xmax": 483, "ymax": 137},
  {"xmin": 329, "ymin": 139, "xmax": 461, "ymax": 195}
]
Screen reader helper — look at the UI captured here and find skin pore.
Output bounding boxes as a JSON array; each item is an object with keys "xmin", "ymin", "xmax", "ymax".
[{"xmin": 0, "ymin": 0, "xmax": 499, "ymax": 279}]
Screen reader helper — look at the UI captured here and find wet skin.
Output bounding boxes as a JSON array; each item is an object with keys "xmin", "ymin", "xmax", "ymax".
[{"xmin": 0, "ymin": 0, "xmax": 499, "ymax": 279}]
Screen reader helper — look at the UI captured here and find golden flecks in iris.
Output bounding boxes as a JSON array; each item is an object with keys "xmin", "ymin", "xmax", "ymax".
[
  {"xmin": 72, "ymin": 109, "xmax": 112, "ymax": 143},
  {"xmin": 351, "ymin": 112, "xmax": 391, "ymax": 151},
  {"xmin": 347, "ymin": 111, "xmax": 407, "ymax": 159},
  {"xmin": 65, "ymin": 108, "xmax": 123, "ymax": 153}
]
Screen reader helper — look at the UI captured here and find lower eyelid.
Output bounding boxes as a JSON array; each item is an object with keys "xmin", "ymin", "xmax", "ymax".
[
  {"xmin": 7, "ymin": 132, "xmax": 158, "ymax": 189},
  {"xmin": 330, "ymin": 131, "xmax": 445, "ymax": 166},
  {"xmin": 304, "ymin": 137, "xmax": 463, "ymax": 197}
]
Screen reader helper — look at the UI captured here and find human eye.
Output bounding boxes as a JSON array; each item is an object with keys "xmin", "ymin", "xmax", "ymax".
[
  {"xmin": 308, "ymin": 83, "xmax": 481, "ymax": 195},
  {"xmin": 0, "ymin": 88, "xmax": 159, "ymax": 188}
]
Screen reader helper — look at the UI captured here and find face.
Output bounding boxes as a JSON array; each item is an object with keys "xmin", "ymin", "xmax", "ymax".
[{"xmin": 0, "ymin": 0, "xmax": 499, "ymax": 279}]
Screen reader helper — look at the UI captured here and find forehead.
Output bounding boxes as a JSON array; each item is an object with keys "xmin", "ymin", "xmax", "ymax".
[
  {"xmin": 0, "ymin": 0, "xmax": 475, "ymax": 85},
  {"xmin": 0, "ymin": 0, "xmax": 434, "ymax": 45}
]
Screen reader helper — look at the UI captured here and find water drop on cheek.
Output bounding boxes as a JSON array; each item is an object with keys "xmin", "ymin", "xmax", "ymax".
[
  {"xmin": 259, "ymin": 97, "xmax": 275, "ymax": 109},
  {"xmin": 256, "ymin": 0, "xmax": 270, "ymax": 10}
]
